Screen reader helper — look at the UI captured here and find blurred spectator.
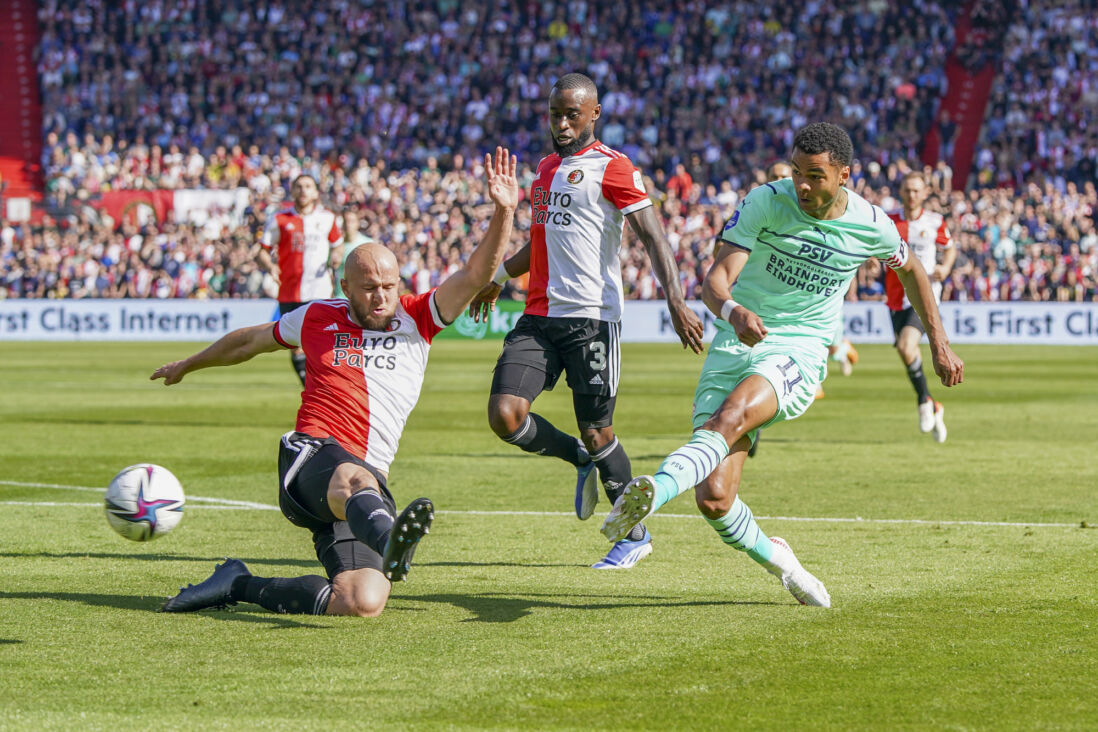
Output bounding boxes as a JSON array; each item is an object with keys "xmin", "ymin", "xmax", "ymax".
[{"xmin": 6, "ymin": 0, "xmax": 1094, "ymax": 304}]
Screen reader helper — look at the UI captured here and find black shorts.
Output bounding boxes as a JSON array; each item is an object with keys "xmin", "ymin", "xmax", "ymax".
[
  {"xmin": 890, "ymin": 307, "xmax": 925, "ymax": 340},
  {"xmin": 491, "ymin": 314, "xmax": 620, "ymax": 429},
  {"xmin": 277, "ymin": 432, "xmax": 396, "ymax": 579},
  {"xmin": 278, "ymin": 301, "xmax": 309, "ymax": 317}
]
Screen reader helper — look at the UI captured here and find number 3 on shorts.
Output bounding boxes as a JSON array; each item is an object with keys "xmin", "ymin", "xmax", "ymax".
[{"xmin": 588, "ymin": 341, "xmax": 607, "ymax": 371}]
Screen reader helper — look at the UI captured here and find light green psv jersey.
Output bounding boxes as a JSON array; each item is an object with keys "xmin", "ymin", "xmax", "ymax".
[{"xmin": 719, "ymin": 178, "xmax": 909, "ymax": 347}]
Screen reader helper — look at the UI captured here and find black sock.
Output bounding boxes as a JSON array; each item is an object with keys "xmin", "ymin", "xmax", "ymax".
[
  {"xmin": 503, "ymin": 414, "xmax": 585, "ymax": 466},
  {"xmin": 291, "ymin": 352, "xmax": 307, "ymax": 385},
  {"xmin": 591, "ymin": 437, "xmax": 632, "ymax": 504},
  {"xmin": 344, "ymin": 490, "xmax": 395, "ymax": 553},
  {"xmin": 906, "ymin": 356, "xmax": 932, "ymax": 404},
  {"xmin": 231, "ymin": 574, "xmax": 331, "ymax": 615}
]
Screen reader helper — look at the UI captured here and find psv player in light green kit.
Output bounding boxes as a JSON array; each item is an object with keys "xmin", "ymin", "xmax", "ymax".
[{"xmin": 601, "ymin": 123, "xmax": 964, "ymax": 607}]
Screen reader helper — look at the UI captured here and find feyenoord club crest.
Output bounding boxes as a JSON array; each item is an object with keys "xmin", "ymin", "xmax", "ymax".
[
  {"xmin": 567, "ymin": 169, "xmax": 584, "ymax": 185},
  {"xmin": 386, "ymin": 319, "xmax": 400, "ymax": 332}
]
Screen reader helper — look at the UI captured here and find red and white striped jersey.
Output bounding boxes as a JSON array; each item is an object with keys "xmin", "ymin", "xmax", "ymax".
[
  {"xmin": 261, "ymin": 205, "xmax": 342, "ymax": 302},
  {"xmin": 272, "ymin": 291, "xmax": 447, "ymax": 473},
  {"xmin": 526, "ymin": 140, "xmax": 652, "ymax": 322},
  {"xmin": 885, "ymin": 208, "xmax": 953, "ymax": 310}
]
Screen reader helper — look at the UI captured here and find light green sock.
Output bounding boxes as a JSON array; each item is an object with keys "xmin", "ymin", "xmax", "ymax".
[
  {"xmin": 703, "ymin": 496, "xmax": 773, "ymax": 564},
  {"xmin": 651, "ymin": 429, "xmax": 729, "ymax": 510}
]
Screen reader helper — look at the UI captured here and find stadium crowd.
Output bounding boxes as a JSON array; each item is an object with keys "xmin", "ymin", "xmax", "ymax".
[{"xmin": 1, "ymin": 0, "xmax": 1095, "ymax": 302}]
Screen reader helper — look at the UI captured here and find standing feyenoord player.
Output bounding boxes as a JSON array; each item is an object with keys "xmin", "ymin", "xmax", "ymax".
[
  {"xmin": 257, "ymin": 174, "xmax": 343, "ymax": 385},
  {"xmin": 155, "ymin": 149, "xmax": 518, "ymax": 617},
  {"xmin": 469, "ymin": 73, "xmax": 705, "ymax": 569},
  {"xmin": 887, "ymin": 172, "xmax": 956, "ymax": 442}
]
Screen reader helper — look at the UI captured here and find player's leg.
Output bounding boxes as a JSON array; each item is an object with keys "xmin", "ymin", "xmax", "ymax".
[
  {"xmin": 312, "ymin": 522, "xmax": 392, "ymax": 616},
  {"xmin": 695, "ymin": 440, "xmax": 773, "ymax": 564},
  {"xmin": 488, "ymin": 315, "xmax": 589, "ymax": 469},
  {"xmin": 325, "ymin": 462, "xmax": 434, "ymax": 582},
  {"xmin": 694, "ymin": 447, "xmax": 829, "ymax": 606},
  {"xmin": 233, "ymin": 520, "xmax": 396, "ymax": 616},
  {"xmin": 893, "ymin": 309, "xmax": 944, "ymax": 438},
  {"xmin": 289, "ymin": 347, "xmax": 307, "ymax": 385},
  {"xmin": 600, "ymin": 375, "xmax": 777, "ymax": 542},
  {"xmin": 565, "ymin": 319, "xmax": 633, "ymax": 523},
  {"xmin": 694, "ymin": 372, "xmax": 830, "ymax": 606},
  {"xmin": 575, "ymin": 397, "xmax": 651, "ymax": 568},
  {"xmin": 162, "ymin": 433, "xmax": 338, "ymax": 614},
  {"xmin": 280, "ymin": 302, "xmax": 308, "ymax": 385},
  {"xmin": 828, "ymin": 318, "xmax": 855, "ymax": 377}
]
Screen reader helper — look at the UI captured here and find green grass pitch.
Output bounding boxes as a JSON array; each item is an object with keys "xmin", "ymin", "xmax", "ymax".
[{"xmin": 1, "ymin": 340, "xmax": 1096, "ymax": 730}]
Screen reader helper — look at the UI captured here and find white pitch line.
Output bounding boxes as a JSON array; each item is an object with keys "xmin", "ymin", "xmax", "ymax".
[
  {"xmin": 0, "ymin": 480, "xmax": 279, "ymax": 511},
  {"xmin": 0, "ymin": 481, "xmax": 1086, "ymax": 528},
  {"xmin": 0, "ymin": 501, "xmax": 262, "ymax": 510}
]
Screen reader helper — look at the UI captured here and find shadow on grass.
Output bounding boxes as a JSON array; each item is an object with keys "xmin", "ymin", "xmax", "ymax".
[
  {"xmin": 0, "ymin": 551, "xmax": 319, "ymax": 568},
  {"xmin": 0, "ymin": 639, "xmax": 23, "ymax": 645},
  {"xmin": 395, "ymin": 591, "xmax": 777, "ymax": 623},
  {"xmin": 421, "ymin": 452, "xmax": 712, "ymax": 461},
  {"xmin": 419, "ymin": 560, "xmax": 588, "ymax": 569},
  {"xmin": 0, "ymin": 591, "xmax": 323, "ymax": 629}
]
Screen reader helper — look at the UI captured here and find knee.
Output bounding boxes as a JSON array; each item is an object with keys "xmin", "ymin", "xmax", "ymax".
[
  {"xmin": 331, "ymin": 472, "xmax": 378, "ymax": 507},
  {"xmin": 488, "ymin": 396, "xmax": 527, "ymax": 438},
  {"xmin": 329, "ymin": 579, "xmax": 388, "ymax": 618},
  {"xmin": 696, "ymin": 492, "xmax": 734, "ymax": 519},
  {"xmin": 579, "ymin": 427, "xmax": 613, "ymax": 453},
  {"xmin": 702, "ymin": 404, "xmax": 747, "ymax": 442},
  {"xmin": 345, "ymin": 590, "xmax": 387, "ymax": 618},
  {"xmin": 695, "ymin": 478, "xmax": 735, "ymax": 519}
]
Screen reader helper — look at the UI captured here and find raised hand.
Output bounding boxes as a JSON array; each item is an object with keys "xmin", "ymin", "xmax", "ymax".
[{"xmin": 485, "ymin": 146, "xmax": 518, "ymax": 210}]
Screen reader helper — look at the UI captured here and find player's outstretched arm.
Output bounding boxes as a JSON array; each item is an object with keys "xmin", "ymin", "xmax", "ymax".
[
  {"xmin": 894, "ymin": 255, "xmax": 964, "ymax": 386},
  {"xmin": 435, "ymin": 147, "xmax": 518, "ymax": 324},
  {"xmin": 702, "ymin": 243, "xmax": 768, "ymax": 347},
  {"xmin": 468, "ymin": 241, "xmax": 531, "ymax": 323},
  {"xmin": 150, "ymin": 323, "xmax": 283, "ymax": 385},
  {"xmin": 626, "ymin": 206, "xmax": 705, "ymax": 353}
]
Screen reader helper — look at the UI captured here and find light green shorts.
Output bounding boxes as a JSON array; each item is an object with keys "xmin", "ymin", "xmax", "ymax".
[{"xmin": 691, "ymin": 333, "xmax": 827, "ymax": 440}]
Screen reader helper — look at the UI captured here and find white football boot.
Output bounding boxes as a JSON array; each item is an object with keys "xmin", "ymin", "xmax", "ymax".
[
  {"xmin": 932, "ymin": 402, "xmax": 947, "ymax": 443},
  {"xmin": 918, "ymin": 397, "xmax": 935, "ymax": 433},
  {"xmin": 763, "ymin": 537, "xmax": 831, "ymax": 608}
]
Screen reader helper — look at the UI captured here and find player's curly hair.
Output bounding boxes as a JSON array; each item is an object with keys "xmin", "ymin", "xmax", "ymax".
[
  {"xmin": 793, "ymin": 123, "xmax": 853, "ymax": 168},
  {"xmin": 552, "ymin": 72, "xmax": 599, "ymax": 101}
]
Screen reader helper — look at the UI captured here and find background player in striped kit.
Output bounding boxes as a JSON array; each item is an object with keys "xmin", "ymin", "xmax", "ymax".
[
  {"xmin": 886, "ymin": 171, "xmax": 956, "ymax": 442},
  {"xmin": 257, "ymin": 174, "xmax": 343, "ymax": 385},
  {"xmin": 469, "ymin": 73, "xmax": 705, "ymax": 569}
]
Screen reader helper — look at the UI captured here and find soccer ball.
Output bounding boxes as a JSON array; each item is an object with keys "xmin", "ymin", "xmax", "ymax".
[{"xmin": 104, "ymin": 463, "xmax": 185, "ymax": 541}]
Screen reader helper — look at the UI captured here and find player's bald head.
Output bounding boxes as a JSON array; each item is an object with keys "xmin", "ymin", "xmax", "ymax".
[
  {"xmin": 551, "ymin": 72, "xmax": 599, "ymax": 104},
  {"xmin": 342, "ymin": 243, "xmax": 401, "ymax": 330},
  {"xmin": 345, "ymin": 243, "xmax": 398, "ymax": 282}
]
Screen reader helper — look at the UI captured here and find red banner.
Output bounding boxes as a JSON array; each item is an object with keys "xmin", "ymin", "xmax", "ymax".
[{"xmin": 91, "ymin": 190, "xmax": 175, "ymax": 229}]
